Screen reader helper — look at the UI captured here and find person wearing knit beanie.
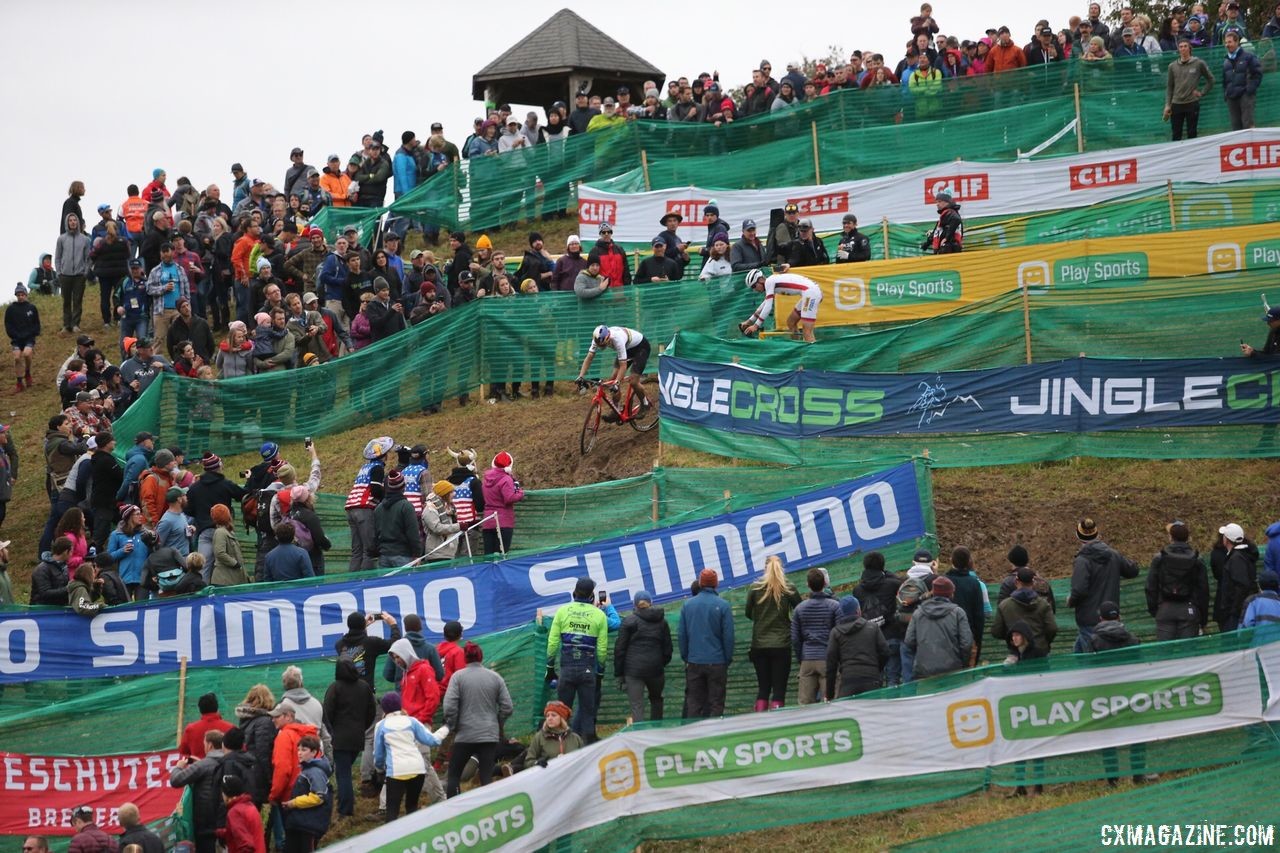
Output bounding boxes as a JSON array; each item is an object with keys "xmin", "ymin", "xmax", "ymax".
[
  {"xmin": 201, "ymin": 451, "xmax": 222, "ymax": 472},
  {"xmin": 526, "ymin": 700, "xmax": 583, "ymax": 769},
  {"xmin": 374, "ymin": 469, "xmax": 422, "ymax": 568},
  {"xmin": 277, "ymin": 463, "xmax": 297, "ymax": 486},
  {"xmin": 481, "ymin": 451, "xmax": 523, "ymax": 555},
  {"xmin": 904, "ymin": 574, "xmax": 973, "ymax": 681},
  {"xmin": 679, "ymin": 567, "xmax": 735, "ymax": 718},
  {"xmin": 931, "ymin": 576, "xmax": 955, "ymax": 598},
  {"xmin": 423, "ymin": 481, "xmax": 461, "ymax": 562},
  {"xmin": 826, "ymin": 594, "xmax": 887, "ymax": 699}
]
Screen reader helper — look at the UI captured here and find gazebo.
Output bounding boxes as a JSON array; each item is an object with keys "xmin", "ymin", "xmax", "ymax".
[{"xmin": 472, "ymin": 8, "xmax": 665, "ymax": 109}]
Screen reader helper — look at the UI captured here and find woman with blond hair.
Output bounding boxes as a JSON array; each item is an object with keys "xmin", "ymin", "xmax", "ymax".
[{"xmin": 744, "ymin": 555, "xmax": 802, "ymax": 710}]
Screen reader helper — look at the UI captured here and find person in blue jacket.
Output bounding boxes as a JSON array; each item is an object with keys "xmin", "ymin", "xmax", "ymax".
[
  {"xmin": 679, "ymin": 568, "xmax": 735, "ymax": 718},
  {"xmin": 262, "ymin": 522, "xmax": 314, "ymax": 582},
  {"xmin": 1221, "ymin": 31, "xmax": 1263, "ymax": 131}
]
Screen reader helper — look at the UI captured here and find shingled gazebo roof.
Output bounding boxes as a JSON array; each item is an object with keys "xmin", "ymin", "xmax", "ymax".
[{"xmin": 472, "ymin": 8, "xmax": 664, "ymax": 106}]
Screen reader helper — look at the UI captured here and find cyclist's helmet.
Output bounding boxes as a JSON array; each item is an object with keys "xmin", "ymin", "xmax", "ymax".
[
  {"xmin": 745, "ymin": 269, "xmax": 765, "ymax": 289},
  {"xmin": 259, "ymin": 441, "xmax": 279, "ymax": 461},
  {"xmin": 593, "ymin": 324, "xmax": 610, "ymax": 344}
]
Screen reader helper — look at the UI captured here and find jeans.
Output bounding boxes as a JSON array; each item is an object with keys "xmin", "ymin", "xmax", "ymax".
[
  {"xmin": 446, "ymin": 741, "xmax": 497, "ymax": 797},
  {"xmin": 119, "ymin": 315, "xmax": 150, "ymax": 359},
  {"xmin": 558, "ymin": 663, "xmax": 599, "ymax": 739},
  {"xmin": 901, "ymin": 642, "xmax": 916, "ymax": 685},
  {"xmin": 384, "ymin": 774, "xmax": 425, "ymax": 822},
  {"xmin": 623, "ymin": 673, "xmax": 665, "ymax": 722},
  {"xmin": 196, "ymin": 528, "xmax": 215, "ymax": 582},
  {"xmin": 1073, "ymin": 624, "xmax": 1097, "ymax": 654},
  {"xmin": 346, "ymin": 507, "xmax": 376, "ymax": 571},
  {"xmin": 234, "ymin": 280, "xmax": 251, "ymax": 324},
  {"xmin": 59, "ymin": 274, "xmax": 87, "ymax": 329},
  {"xmin": 684, "ymin": 662, "xmax": 728, "ymax": 718},
  {"xmin": 748, "ymin": 647, "xmax": 791, "ymax": 703},
  {"xmin": 797, "ymin": 659, "xmax": 825, "ymax": 705},
  {"xmin": 333, "ymin": 748, "xmax": 359, "ymax": 816},
  {"xmin": 884, "ymin": 638, "xmax": 903, "ymax": 686}
]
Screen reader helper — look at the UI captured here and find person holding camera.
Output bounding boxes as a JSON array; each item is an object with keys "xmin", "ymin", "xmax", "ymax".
[{"xmin": 545, "ymin": 577, "xmax": 611, "ymax": 742}]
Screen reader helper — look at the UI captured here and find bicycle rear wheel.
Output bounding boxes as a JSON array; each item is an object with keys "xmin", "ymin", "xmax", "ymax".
[
  {"xmin": 581, "ymin": 400, "xmax": 603, "ymax": 454},
  {"xmin": 630, "ymin": 393, "xmax": 659, "ymax": 432}
]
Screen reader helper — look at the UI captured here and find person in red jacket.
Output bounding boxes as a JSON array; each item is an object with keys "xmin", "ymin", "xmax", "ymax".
[
  {"xmin": 268, "ymin": 700, "xmax": 319, "ymax": 806},
  {"xmin": 390, "ymin": 638, "xmax": 441, "ymax": 722},
  {"xmin": 180, "ymin": 693, "xmax": 235, "ymax": 758},
  {"xmin": 437, "ymin": 620, "xmax": 467, "ymax": 692},
  {"xmin": 589, "ymin": 224, "xmax": 631, "ymax": 286},
  {"xmin": 217, "ymin": 776, "xmax": 266, "ymax": 853}
]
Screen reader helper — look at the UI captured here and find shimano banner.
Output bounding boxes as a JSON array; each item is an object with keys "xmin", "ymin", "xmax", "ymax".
[
  {"xmin": 0, "ymin": 463, "xmax": 925, "ymax": 683},
  {"xmin": 659, "ymin": 356, "xmax": 1280, "ymax": 437}
]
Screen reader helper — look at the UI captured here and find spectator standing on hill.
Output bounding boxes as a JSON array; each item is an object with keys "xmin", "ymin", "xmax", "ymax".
[
  {"xmin": 614, "ymin": 589, "xmax": 673, "ymax": 721},
  {"xmin": 997, "ymin": 545, "xmax": 1057, "ymax": 611},
  {"xmin": 905, "ymin": 576, "xmax": 973, "ymax": 679},
  {"xmin": 345, "ymin": 436, "xmax": 391, "ymax": 572},
  {"xmin": 321, "ymin": 654, "xmax": 375, "ymax": 819},
  {"xmin": 946, "ymin": 547, "xmax": 987, "ymax": 663},
  {"xmin": 922, "ymin": 191, "xmax": 964, "ymax": 254},
  {"xmin": 547, "ymin": 577, "xmax": 609, "ymax": 740},
  {"xmin": 1213, "ymin": 522, "xmax": 1259, "ymax": 631},
  {"xmin": 680, "ymin": 569, "xmax": 735, "ymax": 717},
  {"xmin": 180, "ymin": 693, "xmax": 234, "ymax": 759},
  {"xmin": 792, "ymin": 568, "xmax": 841, "ymax": 704},
  {"xmin": 991, "ymin": 568, "xmax": 1058, "ymax": 656},
  {"xmin": 387, "ymin": 639, "xmax": 447, "ymax": 806},
  {"xmin": 1164, "ymin": 36, "xmax": 1214, "ymax": 140},
  {"xmin": 1088, "ymin": 601, "xmax": 1140, "ymax": 651},
  {"xmin": 1068, "ymin": 517, "xmax": 1139, "ymax": 652},
  {"xmin": 826, "ymin": 595, "xmax": 889, "ymax": 698},
  {"xmin": 1146, "ymin": 520, "xmax": 1209, "ymax": 640},
  {"xmin": 1242, "ymin": 571, "xmax": 1280, "ymax": 626},
  {"xmin": 7, "ymin": 283, "xmax": 41, "ymax": 391},
  {"xmin": 67, "ymin": 805, "xmax": 117, "ymax": 853},
  {"xmin": 169, "ymin": 730, "xmax": 228, "ymax": 853},
  {"xmin": 116, "ymin": 802, "xmax": 164, "ymax": 853},
  {"xmin": 745, "ymin": 555, "xmax": 802, "ymax": 711},
  {"xmin": 481, "ymin": 451, "xmax": 523, "ymax": 555},
  {"xmin": 851, "ymin": 551, "xmax": 905, "ymax": 686},
  {"xmin": 1221, "ymin": 31, "xmax": 1262, "ymax": 131},
  {"xmin": 56, "ymin": 212, "xmax": 93, "ymax": 333},
  {"xmin": 373, "ymin": 691, "xmax": 447, "ymax": 823},
  {"xmin": 442, "ymin": 641, "xmax": 513, "ymax": 797}
]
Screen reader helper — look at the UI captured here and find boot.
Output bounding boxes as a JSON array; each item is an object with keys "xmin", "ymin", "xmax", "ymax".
[
  {"xmin": 1004, "ymin": 786, "xmax": 1027, "ymax": 799},
  {"xmin": 543, "ymin": 381, "xmax": 554, "ymax": 396},
  {"xmin": 14, "ymin": 379, "xmax": 23, "ymax": 393},
  {"xmin": 1032, "ymin": 784, "xmax": 1044, "ymax": 796},
  {"xmin": 768, "ymin": 700, "xmax": 783, "ymax": 710},
  {"xmin": 754, "ymin": 700, "xmax": 768, "ymax": 712},
  {"xmin": 530, "ymin": 386, "xmax": 540, "ymax": 399}
]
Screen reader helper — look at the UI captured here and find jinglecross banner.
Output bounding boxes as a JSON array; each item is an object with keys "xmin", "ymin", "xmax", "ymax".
[
  {"xmin": 659, "ymin": 356, "xmax": 1280, "ymax": 437},
  {"xmin": 0, "ymin": 463, "xmax": 925, "ymax": 684}
]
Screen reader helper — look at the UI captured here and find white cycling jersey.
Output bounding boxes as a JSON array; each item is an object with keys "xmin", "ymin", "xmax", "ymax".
[
  {"xmin": 588, "ymin": 326, "xmax": 645, "ymax": 361},
  {"xmin": 746, "ymin": 272, "xmax": 823, "ymax": 325}
]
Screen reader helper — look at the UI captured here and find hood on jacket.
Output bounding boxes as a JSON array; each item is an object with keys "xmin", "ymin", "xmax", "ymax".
[
  {"xmin": 301, "ymin": 756, "xmax": 332, "ymax": 775},
  {"xmin": 1008, "ymin": 619, "xmax": 1035, "ymax": 641},
  {"xmin": 906, "ymin": 561, "xmax": 934, "ymax": 578},
  {"xmin": 834, "ymin": 615, "xmax": 869, "ymax": 634},
  {"xmin": 482, "ymin": 467, "xmax": 512, "ymax": 488},
  {"xmin": 1267, "ymin": 521, "xmax": 1280, "ymax": 539},
  {"xmin": 858, "ymin": 569, "xmax": 891, "ymax": 590},
  {"xmin": 1076, "ymin": 540, "xmax": 1116, "ymax": 564},
  {"xmin": 389, "ymin": 637, "xmax": 418, "ymax": 666},
  {"xmin": 636, "ymin": 605, "xmax": 666, "ymax": 623},
  {"xmin": 916, "ymin": 597, "xmax": 957, "ymax": 620},
  {"xmin": 282, "ymin": 687, "xmax": 321, "ymax": 710},
  {"xmin": 64, "ymin": 213, "xmax": 81, "ymax": 232},
  {"xmin": 1092, "ymin": 619, "xmax": 1132, "ymax": 641},
  {"xmin": 235, "ymin": 702, "xmax": 272, "ymax": 721},
  {"xmin": 334, "ymin": 656, "xmax": 360, "ymax": 682},
  {"xmin": 1010, "ymin": 587, "xmax": 1039, "ymax": 606}
]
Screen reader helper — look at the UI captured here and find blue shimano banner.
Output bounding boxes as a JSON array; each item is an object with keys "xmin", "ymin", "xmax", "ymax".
[
  {"xmin": 0, "ymin": 463, "xmax": 924, "ymax": 683},
  {"xmin": 659, "ymin": 355, "xmax": 1280, "ymax": 437}
]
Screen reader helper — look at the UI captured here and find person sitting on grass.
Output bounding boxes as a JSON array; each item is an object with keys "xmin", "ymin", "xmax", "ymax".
[{"xmin": 522, "ymin": 700, "xmax": 583, "ymax": 769}]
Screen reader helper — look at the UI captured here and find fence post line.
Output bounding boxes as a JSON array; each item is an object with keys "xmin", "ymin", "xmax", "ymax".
[
  {"xmin": 640, "ymin": 149, "xmax": 652, "ymax": 192},
  {"xmin": 1073, "ymin": 84, "xmax": 1085, "ymax": 152},
  {"xmin": 1021, "ymin": 282, "xmax": 1033, "ymax": 365},
  {"xmin": 1167, "ymin": 180, "xmax": 1178, "ymax": 230},
  {"xmin": 810, "ymin": 121, "xmax": 822, "ymax": 183},
  {"xmin": 175, "ymin": 655, "xmax": 188, "ymax": 748},
  {"xmin": 880, "ymin": 216, "xmax": 890, "ymax": 259}
]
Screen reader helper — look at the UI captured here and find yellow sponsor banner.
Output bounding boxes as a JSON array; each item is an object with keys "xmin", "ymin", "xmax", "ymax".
[{"xmin": 778, "ymin": 223, "xmax": 1280, "ymax": 327}]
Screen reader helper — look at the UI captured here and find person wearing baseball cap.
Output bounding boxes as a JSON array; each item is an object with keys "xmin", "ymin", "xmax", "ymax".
[
  {"xmin": 637, "ymin": 235, "xmax": 682, "ymax": 283},
  {"xmin": 1148, "ymin": 520, "xmax": 1210, "ymax": 640},
  {"xmin": 922, "ymin": 188, "xmax": 964, "ymax": 254},
  {"xmin": 678, "ymin": 568, "xmax": 734, "ymax": 717},
  {"xmin": 730, "ymin": 218, "xmax": 765, "ymax": 273},
  {"xmin": 1241, "ymin": 305, "xmax": 1280, "ymax": 359},
  {"xmin": 1068, "ymin": 517, "xmax": 1140, "ymax": 651},
  {"xmin": 1216, "ymin": 522, "xmax": 1258, "ymax": 630}
]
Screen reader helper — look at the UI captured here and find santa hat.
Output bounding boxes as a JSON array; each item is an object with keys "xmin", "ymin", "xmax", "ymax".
[{"xmin": 493, "ymin": 451, "xmax": 513, "ymax": 470}]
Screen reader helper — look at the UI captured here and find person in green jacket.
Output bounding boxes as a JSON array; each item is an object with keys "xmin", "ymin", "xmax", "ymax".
[
  {"xmin": 546, "ymin": 577, "xmax": 609, "ymax": 741},
  {"xmin": 374, "ymin": 471, "xmax": 424, "ymax": 568},
  {"xmin": 745, "ymin": 555, "xmax": 801, "ymax": 711}
]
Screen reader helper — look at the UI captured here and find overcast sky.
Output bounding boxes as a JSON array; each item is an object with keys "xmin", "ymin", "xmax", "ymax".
[{"xmin": 3, "ymin": 0, "xmax": 1084, "ymax": 304}]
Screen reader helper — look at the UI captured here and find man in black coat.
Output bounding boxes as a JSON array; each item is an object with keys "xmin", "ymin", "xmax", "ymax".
[
  {"xmin": 613, "ymin": 591, "xmax": 672, "ymax": 722},
  {"xmin": 322, "ymin": 656, "xmax": 376, "ymax": 818},
  {"xmin": 186, "ymin": 452, "xmax": 246, "ymax": 574},
  {"xmin": 117, "ymin": 802, "xmax": 165, "ymax": 853}
]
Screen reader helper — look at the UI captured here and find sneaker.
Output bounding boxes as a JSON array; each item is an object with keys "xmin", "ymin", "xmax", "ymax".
[
  {"xmin": 461, "ymin": 755, "xmax": 480, "ymax": 782},
  {"xmin": 72, "ymin": 326, "xmax": 81, "ymax": 333},
  {"xmin": 530, "ymin": 387, "xmax": 540, "ymax": 399},
  {"xmin": 14, "ymin": 380, "xmax": 23, "ymax": 393},
  {"xmin": 542, "ymin": 382, "xmax": 554, "ymax": 396}
]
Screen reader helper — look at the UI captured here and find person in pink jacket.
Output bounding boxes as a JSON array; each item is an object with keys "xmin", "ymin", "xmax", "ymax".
[{"xmin": 480, "ymin": 451, "xmax": 524, "ymax": 555}]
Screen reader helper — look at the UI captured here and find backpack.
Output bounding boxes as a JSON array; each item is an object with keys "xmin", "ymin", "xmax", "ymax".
[
  {"xmin": 156, "ymin": 565, "xmax": 186, "ymax": 591},
  {"xmin": 857, "ymin": 585, "xmax": 889, "ymax": 626},
  {"xmin": 1158, "ymin": 549, "xmax": 1201, "ymax": 602},
  {"xmin": 247, "ymin": 486, "xmax": 278, "ymax": 537},
  {"xmin": 895, "ymin": 575, "xmax": 932, "ymax": 625},
  {"xmin": 126, "ymin": 469, "xmax": 155, "ymax": 510},
  {"xmin": 289, "ymin": 511, "xmax": 315, "ymax": 552}
]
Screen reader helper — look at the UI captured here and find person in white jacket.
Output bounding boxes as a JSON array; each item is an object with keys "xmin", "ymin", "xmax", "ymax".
[{"xmin": 373, "ymin": 691, "xmax": 448, "ymax": 823}]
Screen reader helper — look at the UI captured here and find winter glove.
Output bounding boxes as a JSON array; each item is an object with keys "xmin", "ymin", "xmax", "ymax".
[
  {"xmin": 544, "ymin": 665, "xmax": 557, "ymax": 685},
  {"xmin": 432, "ymin": 725, "xmax": 450, "ymax": 741}
]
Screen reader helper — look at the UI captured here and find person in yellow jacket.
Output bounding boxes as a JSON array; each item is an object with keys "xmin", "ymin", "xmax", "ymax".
[{"xmin": 546, "ymin": 576, "xmax": 618, "ymax": 742}]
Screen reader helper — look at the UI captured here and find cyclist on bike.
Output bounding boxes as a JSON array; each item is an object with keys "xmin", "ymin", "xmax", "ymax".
[
  {"xmin": 575, "ymin": 325, "xmax": 651, "ymax": 414},
  {"xmin": 739, "ymin": 268, "xmax": 822, "ymax": 343}
]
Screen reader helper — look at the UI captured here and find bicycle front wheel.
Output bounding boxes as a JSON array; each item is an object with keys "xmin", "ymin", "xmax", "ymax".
[{"xmin": 581, "ymin": 399, "xmax": 603, "ymax": 454}]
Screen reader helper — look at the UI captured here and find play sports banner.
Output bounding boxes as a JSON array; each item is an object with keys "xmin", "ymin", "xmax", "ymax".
[
  {"xmin": 0, "ymin": 749, "xmax": 183, "ymax": 836},
  {"xmin": 658, "ymin": 355, "xmax": 1280, "ymax": 439},
  {"xmin": 773, "ymin": 221, "xmax": 1280, "ymax": 326},
  {"xmin": 0, "ymin": 463, "xmax": 925, "ymax": 684},
  {"xmin": 578, "ymin": 128, "xmax": 1280, "ymax": 243},
  {"xmin": 325, "ymin": 643, "xmax": 1267, "ymax": 853}
]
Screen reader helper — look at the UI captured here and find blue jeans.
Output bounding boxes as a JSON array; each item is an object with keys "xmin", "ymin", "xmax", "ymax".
[
  {"xmin": 234, "ymin": 280, "xmax": 251, "ymax": 324},
  {"xmin": 557, "ymin": 663, "xmax": 598, "ymax": 739},
  {"xmin": 333, "ymin": 748, "xmax": 359, "ymax": 816},
  {"xmin": 885, "ymin": 639, "xmax": 903, "ymax": 687},
  {"xmin": 901, "ymin": 642, "xmax": 916, "ymax": 685},
  {"xmin": 118, "ymin": 315, "xmax": 150, "ymax": 359},
  {"xmin": 1073, "ymin": 625, "xmax": 1096, "ymax": 654}
]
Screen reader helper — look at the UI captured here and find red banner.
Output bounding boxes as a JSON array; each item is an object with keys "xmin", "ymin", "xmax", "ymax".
[{"xmin": 0, "ymin": 750, "xmax": 184, "ymax": 835}]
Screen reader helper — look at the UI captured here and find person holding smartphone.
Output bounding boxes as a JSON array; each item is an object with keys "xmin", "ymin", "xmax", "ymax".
[{"xmin": 545, "ymin": 577, "xmax": 617, "ymax": 743}]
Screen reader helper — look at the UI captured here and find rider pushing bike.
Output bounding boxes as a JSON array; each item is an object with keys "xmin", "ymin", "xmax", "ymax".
[
  {"xmin": 738, "ymin": 268, "xmax": 822, "ymax": 343},
  {"xmin": 575, "ymin": 325, "xmax": 652, "ymax": 417}
]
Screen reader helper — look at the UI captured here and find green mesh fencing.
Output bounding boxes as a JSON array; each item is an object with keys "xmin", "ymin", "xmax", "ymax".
[
  {"xmin": 333, "ymin": 47, "xmax": 1280, "ymax": 234},
  {"xmin": 901, "ymin": 748, "xmax": 1280, "ymax": 852},
  {"xmin": 661, "ymin": 266, "xmax": 1280, "ymax": 467}
]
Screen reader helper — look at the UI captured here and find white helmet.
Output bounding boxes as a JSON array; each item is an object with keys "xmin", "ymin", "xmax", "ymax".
[
  {"xmin": 745, "ymin": 269, "xmax": 765, "ymax": 288},
  {"xmin": 593, "ymin": 324, "xmax": 610, "ymax": 343}
]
